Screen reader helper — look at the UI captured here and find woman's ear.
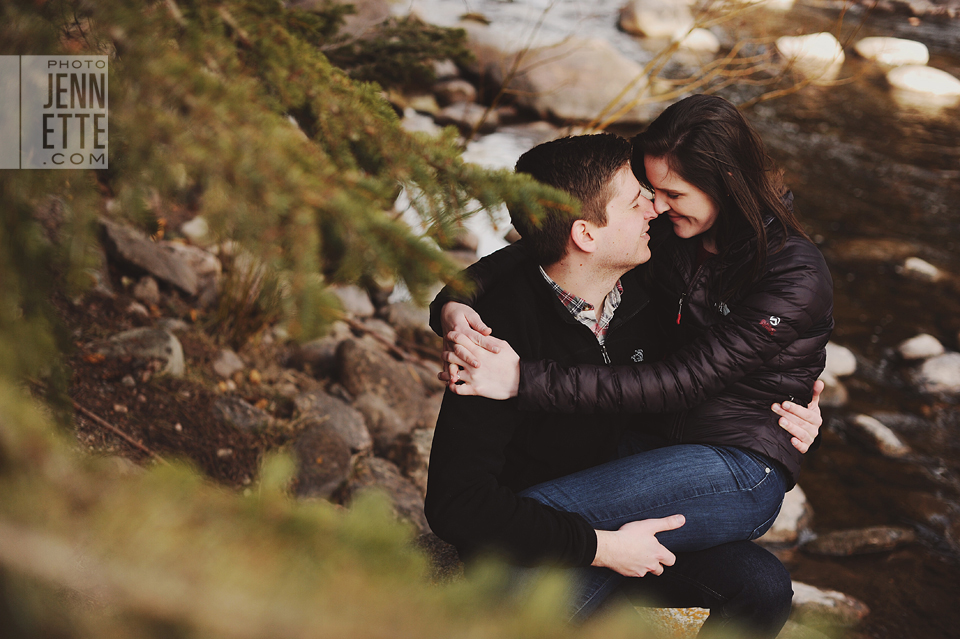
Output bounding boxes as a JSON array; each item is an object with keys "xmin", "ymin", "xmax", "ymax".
[{"xmin": 570, "ymin": 219, "xmax": 599, "ymax": 254}]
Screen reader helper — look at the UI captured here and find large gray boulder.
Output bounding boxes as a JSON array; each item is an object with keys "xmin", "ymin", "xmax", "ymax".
[
  {"xmin": 293, "ymin": 426, "xmax": 353, "ymax": 499},
  {"xmin": 293, "ymin": 390, "xmax": 373, "ymax": 454},
  {"xmin": 461, "ymin": 21, "xmax": 654, "ymax": 124},
  {"xmin": 337, "ymin": 337, "xmax": 434, "ymax": 426},
  {"xmin": 100, "ymin": 218, "xmax": 220, "ymax": 297},
  {"xmin": 337, "ymin": 456, "xmax": 429, "ymax": 533}
]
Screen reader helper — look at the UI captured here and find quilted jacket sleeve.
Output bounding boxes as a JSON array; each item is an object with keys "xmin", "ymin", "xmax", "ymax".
[{"xmin": 517, "ymin": 238, "xmax": 834, "ymax": 414}]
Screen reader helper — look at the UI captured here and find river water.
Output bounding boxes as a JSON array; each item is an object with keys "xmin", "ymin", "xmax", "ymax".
[{"xmin": 412, "ymin": 0, "xmax": 960, "ymax": 636}]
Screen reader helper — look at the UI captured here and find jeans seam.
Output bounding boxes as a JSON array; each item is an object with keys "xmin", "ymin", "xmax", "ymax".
[{"xmin": 586, "ymin": 468, "xmax": 778, "ymax": 528}]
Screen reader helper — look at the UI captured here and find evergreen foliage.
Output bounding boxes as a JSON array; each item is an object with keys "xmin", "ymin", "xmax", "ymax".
[{"xmin": 0, "ymin": 1, "xmax": 603, "ymax": 636}]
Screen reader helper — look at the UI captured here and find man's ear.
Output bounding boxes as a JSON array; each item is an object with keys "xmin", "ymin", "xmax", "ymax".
[{"xmin": 570, "ymin": 220, "xmax": 599, "ymax": 254}]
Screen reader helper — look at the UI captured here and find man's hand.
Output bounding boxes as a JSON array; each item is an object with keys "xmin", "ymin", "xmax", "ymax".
[
  {"xmin": 438, "ymin": 302, "xmax": 498, "ymax": 383},
  {"xmin": 443, "ymin": 332, "xmax": 520, "ymax": 399},
  {"xmin": 772, "ymin": 379, "xmax": 824, "ymax": 454},
  {"xmin": 592, "ymin": 516, "xmax": 685, "ymax": 578}
]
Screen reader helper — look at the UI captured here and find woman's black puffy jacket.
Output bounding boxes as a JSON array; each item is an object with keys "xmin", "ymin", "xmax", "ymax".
[{"xmin": 516, "ymin": 214, "xmax": 834, "ymax": 485}]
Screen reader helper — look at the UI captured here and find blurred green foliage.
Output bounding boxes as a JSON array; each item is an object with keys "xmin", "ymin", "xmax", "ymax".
[{"xmin": 0, "ymin": 0, "xmax": 614, "ymax": 636}]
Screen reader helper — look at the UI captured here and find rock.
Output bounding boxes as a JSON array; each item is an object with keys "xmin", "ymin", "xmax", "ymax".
[
  {"xmin": 757, "ymin": 485, "xmax": 812, "ymax": 545},
  {"xmin": 414, "ymin": 532, "xmax": 464, "ymax": 584},
  {"xmin": 824, "ymin": 342, "xmax": 856, "ymax": 377},
  {"xmin": 212, "ymin": 349, "xmax": 245, "ymax": 378},
  {"xmin": 887, "ymin": 65, "xmax": 960, "ymax": 97},
  {"xmin": 790, "ymin": 581, "xmax": 870, "ymax": 628},
  {"xmin": 775, "ymin": 620, "xmax": 832, "ymax": 639},
  {"xmin": 100, "ymin": 219, "xmax": 200, "ymax": 295},
  {"xmin": 775, "ymin": 33, "xmax": 845, "ymax": 83},
  {"xmin": 829, "ymin": 238, "xmax": 920, "ymax": 262},
  {"xmin": 897, "ymin": 333, "xmax": 944, "ymax": 360},
  {"xmin": 126, "ymin": 302, "xmax": 149, "ymax": 318},
  {"xmin": 434, "ymin": 102, "xmax": 498, "ymax": 134},
  {"xmin": 504, "ymin": 226, "xmax": 522, "ymax": 244},
  {"xmin": 378, "ymin": 301, "xmax": 437, "ymax": 347},
  {"xmin": 441, "ymin": 226, "xmax": 479, "ymax": 253},
  {"xmin": 354, "ymin": 392, "xmax": 413, "ymax": 454},
  {"xmin": 848, "ymin": 414, "xmax": 910, "ymax": 458},
  {"xmin": 635, "ymin": 607, "xmax": 707, "ymax": 637},
  {"xmin": 401, "ymin": 108, "xmax": 442, "ymax": 136},
  {"xmin": 285, "ymin": 321, "xmax": 352, "ymax": 377},
  {"xmin": 213, "ymin": 396, "xmax": 273, "ymax": 431},
  {"xmin": 179, "ymin": 216, "xmax": 210, "ymax": 245},
  {"xmin": 433, "ymin": 78, "xmax": 477, "ymax": 105},
  {"xmin": 132, "ymin": 276, "xmax": 160, "ymax": 306},
  {"xmin": 913, "ymin": 352, "xmax": 960, "ymax": 394},
  {"xmin": 432, "ymin": 59, "xmax": 459, "ymax": 81},
  {"xmin": 816, "ymin": 371, "xmax": 848, "ymax": 408},
  {"xmin": 855, "ymin": 37, "xmax": 928, "ymax": 67},
  {"xmin": 101, "ymin": 220, "xmax": 220, "ymax": 300},
  {"xmin": 405, "ymin": 93, "xmax": 440, "ymax": 115},
  {"xmin": 619, "ymin": 0, "xmax": 695, "ymax": 39},
  {"xmin": 513, "ymin": 37, "xmax": 653, "ymax": 124},
  {"xmin": 678, "ymin": 28, "xmax": 720, "ymax": 53},
  {"xmin": 293, "ymin": 425, "xmax": 353, "ymax": 499},
  {"xmin": 291, "ymin": 336, "xmax": 343, "ymax": 378},
  {"xmin": 360, "ymin": 318, "xmax": 397, "ymax": 345},
  {"xmin": 331, "ymin": 284, "xmax": 375, "ymax": 318},
  {"xmin": 337, "ymin": 338, "xmax": 434, "ymax": 426},
  {"xmin": 94, "ymin": 328, "xmax": 185, "ymax": 377},
  {"xmin": 802, "ymin": 525, "xmax": 916, "ymax": 556},
  {"xmin": 462, "ymin": 22, "xmax": 654, "ymax": 124},
  {"xmin": 387, "ymin": 425, "xmax": 436, "ymax": 495},
  {"xmin": 901, "ymin": 256, "xmax": 942, "ymax": 281},
  {"xmin": 337, "ymin": 456, "xmax": 429, "ymax": 533},
  {"xmin": 294, "ymin": 390, "xmax": 373, "ymax": 453}
]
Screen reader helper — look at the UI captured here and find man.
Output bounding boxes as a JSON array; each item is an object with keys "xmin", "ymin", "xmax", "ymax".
[{"xmin": 424, "ymin": 134, "xmax": 808, "ymax": 636}]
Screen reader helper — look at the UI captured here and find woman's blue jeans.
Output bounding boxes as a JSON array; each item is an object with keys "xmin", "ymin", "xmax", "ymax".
[{"xmin": 517, "ymin": 441, "xmax": 787, "ymax": 625}]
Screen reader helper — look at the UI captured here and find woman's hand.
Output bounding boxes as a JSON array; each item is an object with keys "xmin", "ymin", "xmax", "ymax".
[
  {"xmin": 772, "ymin": 379, "xmax": 824, "ymax": 453},
  {"xmin": 438, "ymin": 302, "xmax": 499, "ymax": 383},
  {"xmin": 442, "ymin": 331, "xmax": 520, "ymax": 399}
]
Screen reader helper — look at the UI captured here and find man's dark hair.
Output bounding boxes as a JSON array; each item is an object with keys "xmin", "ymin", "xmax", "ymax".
[{"xmin": 511, "ymin": 133, "xmax": 632, "ymax": 266}]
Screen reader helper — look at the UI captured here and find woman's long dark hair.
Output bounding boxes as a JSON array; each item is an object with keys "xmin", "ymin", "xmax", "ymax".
[{"xmin": 633, "ymin": 94, "xmax": 807, "ymax": 299}]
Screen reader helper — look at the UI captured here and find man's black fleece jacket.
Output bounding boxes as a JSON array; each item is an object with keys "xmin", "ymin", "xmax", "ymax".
[{"xmin": 424, "ymin": 261, "xmax": 667, "ymax": 567}]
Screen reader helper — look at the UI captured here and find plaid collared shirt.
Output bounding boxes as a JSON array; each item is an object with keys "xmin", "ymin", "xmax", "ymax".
[{"xmin": 539, "ymin": 266, "xmax": 622, "ymax": 344}]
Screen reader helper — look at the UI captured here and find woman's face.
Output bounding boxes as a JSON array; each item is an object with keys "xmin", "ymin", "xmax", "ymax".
[{"xmin": 643, "ymin": 155, "xmax": 720, "ymax": 249}]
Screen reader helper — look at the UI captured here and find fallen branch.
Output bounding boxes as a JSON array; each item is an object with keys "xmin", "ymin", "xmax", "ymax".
[{"xmin": 73, "ymin": 401, "xmax": 169, "ymax": 466}]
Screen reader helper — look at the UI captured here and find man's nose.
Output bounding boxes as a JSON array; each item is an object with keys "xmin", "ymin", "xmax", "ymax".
[
  {"xmin": 653, "ymin": 195, "xmax": 669, "ymax": 216},
  {"xmin": 643, "ymin": 198, "xmax": 659, "ymax": 220}
]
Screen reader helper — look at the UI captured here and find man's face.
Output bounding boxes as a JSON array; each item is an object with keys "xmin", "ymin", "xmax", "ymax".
[{"xmin": 592, "ymin": 165, "xmax": 658, "ymax": 272}]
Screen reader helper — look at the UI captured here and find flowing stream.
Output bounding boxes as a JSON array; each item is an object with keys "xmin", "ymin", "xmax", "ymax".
[{"xmin": 414, "ymin": 1, "xmax": 960, "ymax": 635}]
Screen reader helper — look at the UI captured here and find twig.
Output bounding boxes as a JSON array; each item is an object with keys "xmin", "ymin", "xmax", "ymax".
[{"xmin": 73, "ymin": 401, "xmax": 169, "ymax": 466}]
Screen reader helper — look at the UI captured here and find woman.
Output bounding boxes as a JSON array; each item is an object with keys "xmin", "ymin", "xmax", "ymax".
[{"xmin": 431, "ymin": 95, "xmax": 833, "ymax": 553}]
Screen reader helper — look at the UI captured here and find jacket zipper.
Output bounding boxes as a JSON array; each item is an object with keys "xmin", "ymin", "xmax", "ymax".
[
  {"xmin": 676, "ymin": 261, "xmax": 708, "ymax": 326},
  {"xmin": 599, "ymin": 343, "xmax": 611, "ymax": 364}
]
